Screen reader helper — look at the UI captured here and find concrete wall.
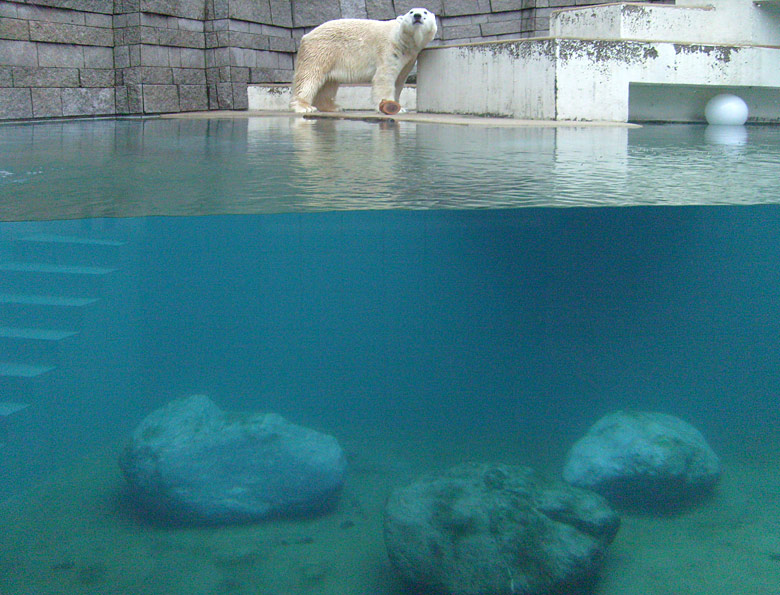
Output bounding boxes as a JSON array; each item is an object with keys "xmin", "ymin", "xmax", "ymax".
[{"xmin": 0, "ymin": 0, "xmax": 635, "ymax": 120}]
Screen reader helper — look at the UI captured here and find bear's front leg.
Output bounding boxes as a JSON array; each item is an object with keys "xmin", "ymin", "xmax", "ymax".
[{"xmin": 371, "ymin": 65, "xmax": 400, "ymax": 113}]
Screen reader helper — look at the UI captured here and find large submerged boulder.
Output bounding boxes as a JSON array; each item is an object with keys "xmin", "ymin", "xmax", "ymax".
[
  {"xmin": 119, "ymin": 395, "xmax": 347, "ymax": 524},
  {"xmin": 384, "ymin": 462, "xmax": 619, "ymax": 595},
  {"xmin": 562, "ymin": 410, "xmax": 720, "ymax": 509}
]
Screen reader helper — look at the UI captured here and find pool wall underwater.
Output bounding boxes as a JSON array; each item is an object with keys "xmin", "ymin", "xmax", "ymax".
[{"xmin": 1, "ymin": 205, "xmax": 779, "ymax": 502}]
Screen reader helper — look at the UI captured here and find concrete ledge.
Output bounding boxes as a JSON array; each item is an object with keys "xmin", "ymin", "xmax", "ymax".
[
  {"xmin": 162, "ymin": 109, "xmax": 641, "ymax": 128},
  {"xmin": 417, "ymin": 37, "xmax": 780, "ymax": 122},
  {"xmin": 247, "ymin": 83, "xmax": 417, "ymax": 112}
]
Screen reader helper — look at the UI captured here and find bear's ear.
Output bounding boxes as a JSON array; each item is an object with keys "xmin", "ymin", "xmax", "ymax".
[{"xmin": 396, "ymin": 14, "xmax": 404, "ymax": 22}]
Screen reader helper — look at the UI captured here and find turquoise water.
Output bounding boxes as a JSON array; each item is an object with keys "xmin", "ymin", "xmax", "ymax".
[{"xmin": 1, "ymin": 117, "xmax": 780, "ymax": 594}]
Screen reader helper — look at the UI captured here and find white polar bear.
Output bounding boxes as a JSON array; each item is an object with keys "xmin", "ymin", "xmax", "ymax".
[{"xmin": 290, "ymin": 8, "xmax": 437, "ymax": 114}]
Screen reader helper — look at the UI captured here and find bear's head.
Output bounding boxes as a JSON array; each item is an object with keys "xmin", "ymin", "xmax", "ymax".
[{"xmin": 397, "ymin": 8, "xmax": 437, "ymax": 47}]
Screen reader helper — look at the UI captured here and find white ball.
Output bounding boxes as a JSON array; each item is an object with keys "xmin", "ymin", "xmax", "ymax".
[{"xmin": 705, "ymin": 94, "xmax": 749, "ymax": 126}]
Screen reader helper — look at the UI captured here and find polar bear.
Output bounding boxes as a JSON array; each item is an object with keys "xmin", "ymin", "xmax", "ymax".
[{"xmin": 290, "ymin": 8, "xmax": 437, "ymax": 114}]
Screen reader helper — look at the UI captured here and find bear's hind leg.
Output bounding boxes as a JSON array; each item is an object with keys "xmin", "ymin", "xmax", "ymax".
[
  {"xmin": 312, "ymin": 80, "xmax": 341, "ymax": 112},
  {"xmin": 290, "ymin": 70, "xmax": 323, "ymax": 113}
]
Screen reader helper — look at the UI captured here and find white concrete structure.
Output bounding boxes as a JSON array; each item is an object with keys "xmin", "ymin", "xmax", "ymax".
[
  {"xmin": 247, "ymin": 84, "xmax": 417, "ymax": 112},
  {"xmin": 417, "ymin": 0, "xmax": 780, "ymax": 122}
]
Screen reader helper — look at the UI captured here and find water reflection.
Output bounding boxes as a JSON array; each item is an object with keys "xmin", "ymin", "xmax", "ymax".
[{"xmin": 1, "ymin": 117, "xmax": 779, "ymax": 221}]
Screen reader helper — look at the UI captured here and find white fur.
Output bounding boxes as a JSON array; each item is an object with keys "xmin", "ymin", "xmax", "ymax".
[{"xmin": 290, "ymin": 8, "xmax": 437, "ymax": 113}]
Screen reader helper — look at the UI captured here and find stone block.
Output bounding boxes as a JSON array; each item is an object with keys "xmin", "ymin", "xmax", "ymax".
[
  {"xmin": 365, "ymin": 0, "xmax": 395, "ymax": 20},
  {"xmin": 180, "ymin": 47, "xmax": 206, "ymax": 68},
  {"xmin": 442, "ymin": 0, "xmax": 492, "ymax": 16},
  {"xmin": 140, "ymin": 44, "xmax": 170, "ymax": 66},
  {"xmin": 215, "ymin": 81, "xmax": 233, "ymax": 108},
  {"xmin": 207, "ymin": 83, "xmax": 218, "ymax": 109},
  {"xmin": 1, "ymin": 17, "xmax": 29, "ymax": 40},
  {"xmin": 114, "ymin": 45, "xmax": 131, "ymax": 69},
  {"xmin": 0, "ymin": 3, "xmax": 18, "ymax": 18},
  {"xmin": 395, "ymin": 0, "xmax": 443, "ymax": 15},
  {"xmin": 227, "ymin": 30, "xmax": 270, "ymax": 51},
  {"xmin": 228, "ymin": 19, "xmax": 249, "ymax": 32},
  {"xmin": 157, "ymin": 28, "xmax": 205, "ymax": 48},
  {"xmin": 30, "ymin": 21, "xmax": 114, "ymax": 47},
  {"xmin": 168, "ymin": 45, "xmax": 181, "ymax": 65},
  {"xmin": 85, "ymin": 13, "xmax": 112, "ymax": 28},
  {"xmin": 0, "ymin": 66, "xmax": 11, "ymax": 86},
  {"xmin": 179, "ymin": 17, "xmax": 204, "ymax": 32},
  {"xmin": 17, "ymin": 4, "xmax": 85, "ymax": 26},
  {"xmin": 490, "ymin": 0, "xmax": 523, "ymax": 11},
  {"xmin": 120, "ymin": 66, "xmax": 140, "ymax": 84},
  {"xmin": 229, "ymin": 65, "xmax": 249, "ymax": 82},
  {"xmin": 229, "ymin": 0, "xmax": 272, "ymax": 23},
  {"xmin": 140, "ymin": 13, "xmax": 172, "ymax": 28},
  {"xmin": 115, "ymin": 84, "xmax": 129, "ymax": 113},
  {"xmin": 116, "ymin": 25, "xmax": 142, "ymax": 45},
  {"xmin": 291, "ymin": 0, "xmax": 341, "ymax": 27},
  {"xmin": 277, "ymin": 51, "xmax": 293, "ymax": 69},
  {"xmin": 140, "ymin": 26, "xmax": 158, "ymax": 44},
  {"xmin": 84, "ymin": 46, "xmax": 113, "ymax": 68},
  {"xmin": 440, "ymin": 23, "xmax": 482, "ymax": 40},
  {"xmin": 178, "ymin": 83, "xmax": 208, "ymax": 110},
  {"xmin": 0, "ymin": 87, "xmax": 31, "ymax": 118},
  {"xmin": 253, "ymin": 48, "xmax": 279, "ymax": 68},
  {"xmin": 127, "ymin": 82, "xmax": 144, "ymax": 112},
  {"xmin": 0, "ymin": 39, "xmax": 37, "ymax": 66},
  {"xmin": 250, "ymin": 66, "xmax": 292, "ymax": 83},
  {"xmin": 38, "ymin": 43, "xmax": 84, "ymax": 67},
  {"xmin": 114, "ymin": 12, "xmax": 141, "ymax": 27},
  {"xmin": 140, "ymin": 0, "xmax": 205, "ymax": 20},
  {"xmin": 205, "ymin": 66, "xmax": 218, "ymax": 84},
  {"xmin": 480, "ymin": 19, "xmax": 524, "ymax": 36},
  {"xmin": 269, "ymin": 0, "xmax": 292, "ymax": 27},
  {"xmin": 30, "ymin": 1, "xmax": 113, "ymax": 15},
  {"xmin": 142, "ymin": 83, "xmax": 179, "ymax": 112},
  {"xmin": 11, "ymin": 66, "xmax": 80, "ymax": 87},
  {"xmin": 29, "ymin": 22, "xmax": 113, "ymax": 46},
  {"xmin": 129, "ymin": 45, "xmax": 141, "ymax": 66},
  {"xmin": 210, "ymin": 0, "xmax": 229, "ymax": 19},
  {"xmin": 339, "ymin": 0, "xmax": 367, "ymax": 19},
  {"xmin": 211, "ymin": 46, "xmax": 230, "ymax": 66},
  {"xmin": 269, "ymin": 35, "xmax": 295, "ymax": 52},
  {"xmin": 173, "ymin": 67, "xmax": 205, "ymax": 84},
  {"xmin": 115, "ymin": 0, "xmax": 141, "ymax": 13},
  {"xmin": 31, "ymin": 87, "xmax": 62, "ymax": 117},
  {"xmin": 231, "ymin": 81, "xmax": 247, "ymax": 108},
  {"xmin": 137, "ymin": 66, "xmax": 172, "ymax": 84},
  {"xmin": 61, "ymin": 87, "xmax": 115, "ymax": 115}
]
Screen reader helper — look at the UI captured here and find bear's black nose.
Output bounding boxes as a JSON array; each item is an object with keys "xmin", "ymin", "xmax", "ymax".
[{"xmin": 413, "ymin": 12, "xmax": 422, "ymax": 22}]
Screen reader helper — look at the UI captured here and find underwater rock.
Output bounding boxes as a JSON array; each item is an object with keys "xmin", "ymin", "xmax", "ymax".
[
  {"xmin": 119, "ymin": 395, "xmax": 346, "ymax": 524},
  {"xmin": 383, "ymin": 462, "xmax": 619, "ymax": 595},
  {"xmin": 562, "ymin": 410, "xmax": 720, "ymax": 509}
]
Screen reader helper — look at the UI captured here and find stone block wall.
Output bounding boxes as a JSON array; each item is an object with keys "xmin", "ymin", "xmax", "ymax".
[
  {"xmin": 0, "ymin": 0, "xmax": 115, "ymax": 118},
  {"xmin": 0, "ymin": 0, "xmax": 671, "ymax": 119}
]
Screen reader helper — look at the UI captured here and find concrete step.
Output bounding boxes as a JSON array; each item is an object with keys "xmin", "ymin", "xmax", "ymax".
[
  {"xmin": 0, "ymin": 326, "xmax": 78, "ymax": 365},
  {"xmin": 10, "ymin": 234, "xmax": 126, "ymax": 267},
  {"xmin": 0, "ymin": 402, "xmax": 29, "ymax": 416},
  {"xmin": 551, "ymin": 1, "xmax": 780, "ymax": 47},
  {"xmin": 247, "ymin": 83, "xmax": 417, "ymax": 112},
  {"xmin": 0, "ymin": 293, "xmax": 98, "ymax": 329},
  {"xmin": 0, "ymin": 327, "xmax": 77, "ymax": 341},
  {"xmin": 0, "ymin": 261, "xmax": 116, "ymax": 297},
  {"xmin": 0, "ymin": 361, "xmax": 54, "ymax": 378}
]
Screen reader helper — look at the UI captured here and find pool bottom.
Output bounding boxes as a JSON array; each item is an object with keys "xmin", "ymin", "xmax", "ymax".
[{"xmin": 0, "ymin": 422, "xmax": 777, "ymax": 595}]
